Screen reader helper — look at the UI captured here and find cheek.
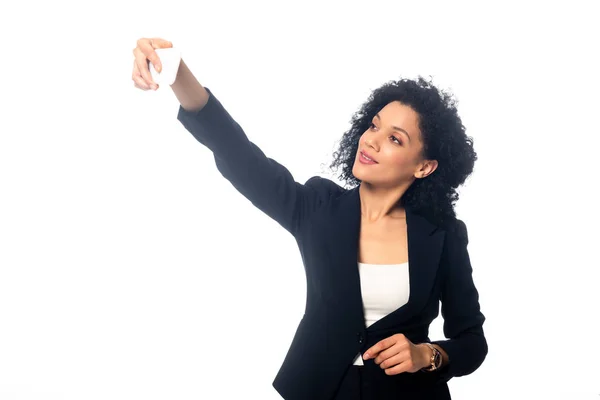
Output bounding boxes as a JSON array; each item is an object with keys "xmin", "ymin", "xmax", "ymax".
[
  {"xmin": 386, "ymin": 152, "xmax": 419, "ymax": 176},
  {"xmin": 388, "ymin": 153, "xmax": 413, "ymax": 168}
]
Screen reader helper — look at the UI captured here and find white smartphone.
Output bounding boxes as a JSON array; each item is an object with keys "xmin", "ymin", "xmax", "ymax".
[{"xmin": 148, "ymin": 47, "xmax": 181, "ymax": 86}]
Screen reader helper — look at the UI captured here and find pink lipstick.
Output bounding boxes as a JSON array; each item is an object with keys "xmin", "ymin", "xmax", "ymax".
[{"xmin": 359, "ymin": 151, "xmax": 378, "ymax": 165}]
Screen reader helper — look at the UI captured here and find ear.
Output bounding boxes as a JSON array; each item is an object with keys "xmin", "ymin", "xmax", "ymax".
[{"xmin": 415, "ymin": 159, "xmax": 438, "ymax": 179}]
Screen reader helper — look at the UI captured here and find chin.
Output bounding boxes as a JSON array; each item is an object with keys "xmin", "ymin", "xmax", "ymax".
[
  {"xmin": 352, "ymin": 165, "xmax": 373, "ymax": 184},
  {"xmin": 351, "ymin": 163, "xmax": 363, "ymax": 180}
]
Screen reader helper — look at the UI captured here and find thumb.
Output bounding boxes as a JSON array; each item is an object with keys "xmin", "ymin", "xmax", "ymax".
[{"xmin": 150, "ymin": 38, "xmax": 173, "ymax": 49}]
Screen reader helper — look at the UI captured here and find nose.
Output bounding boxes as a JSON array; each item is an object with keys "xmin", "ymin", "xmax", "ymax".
[{"xmin": 364, "ymin": 136, "xmax": 379, "ymax": 151}]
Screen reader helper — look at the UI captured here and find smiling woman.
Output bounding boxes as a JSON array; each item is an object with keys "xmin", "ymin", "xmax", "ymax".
[
  {"xmin": 352, "ymin": 101, "xmax": 438, "ymax": 198},
  {"xmin": 132, "ymin": 37, "xmax": 486, "ymax": 400},
  {"xmin": 332, "ymin": 77, "xmax": 477, "ymax": 230}
]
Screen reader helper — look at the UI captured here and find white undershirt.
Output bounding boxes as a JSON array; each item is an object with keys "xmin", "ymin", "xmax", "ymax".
[{"xmin": 352, "ymin": 261, "xmax": 410, "ymax": 366}]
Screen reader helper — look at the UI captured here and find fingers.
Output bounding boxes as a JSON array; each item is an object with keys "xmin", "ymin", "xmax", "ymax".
[
  {"xmin": 138, "ymin": 37, "xmax": 172, "ymax": 74},
  {"xmin": 132, "ymin": 37, "xmax": 172, "ymax": 91},
  {"xmin": 362, "ymin": 334, "xmax": 419, "ymax": 375},
  {"xmin": 364, "ymin": 334, "xmax": 405, "ymax": 360},
  {"xmin": 132, "ymin": 47, "xmax": 157, "ymax": 90},
  {"xmin": 377, "ymin": 349, "xmax": 409, "ymax": 370},
  {"xmin": 146, "ymin": 50, "xmax": 162, "ymax": 75},
  {"xmin": 373, "ymin": 345, "xmax": 402, "ymax": 365},
  {"xmin": 363, "ymin": 341, "xmax": 387, "ymax": 360},
  {"xmin": 149, "ymin": 38, "xmax": 173, "ymax": 49},
  {"xmin": 135, "ymin": 38, "xmax": 158, "ymax": 71},
  {"xmin": 132, "ymin": 60, "xmax": 151, "ymax": 90},
  {"xmin": 383, "ymin": 358, "xmax": 413, "ymax": 375}
]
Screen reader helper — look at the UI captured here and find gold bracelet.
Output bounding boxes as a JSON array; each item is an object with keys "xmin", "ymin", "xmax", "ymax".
[{"xmin": 420, "ymin": 343, "xmax": 441, "ymax": 372}]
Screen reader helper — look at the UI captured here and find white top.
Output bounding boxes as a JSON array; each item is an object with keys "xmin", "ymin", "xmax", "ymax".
[{"xmin": 352, "ymin": 261, "xmax": 410, "ymax": 366}]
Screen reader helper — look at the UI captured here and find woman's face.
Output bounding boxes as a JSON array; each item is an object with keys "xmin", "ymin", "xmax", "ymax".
[{"xmin": 352, "ymin": 101, "xmax": 434, "ymax": 188}]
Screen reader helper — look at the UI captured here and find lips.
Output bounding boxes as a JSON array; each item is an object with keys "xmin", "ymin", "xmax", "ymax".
[{"xmin": 360, "ymin": 150, "xmax": 378, "ymax": 163}]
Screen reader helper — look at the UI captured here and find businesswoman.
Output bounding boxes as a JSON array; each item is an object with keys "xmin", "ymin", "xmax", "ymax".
[{"xmin": 132, "ymin": 37, "xmax": 487, "ymax": 400}]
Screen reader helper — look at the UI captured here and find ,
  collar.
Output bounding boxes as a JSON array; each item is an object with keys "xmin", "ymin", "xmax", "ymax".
[{"xmin": 331, "ymin": 185, "xmax": 446, "ymax": 332}]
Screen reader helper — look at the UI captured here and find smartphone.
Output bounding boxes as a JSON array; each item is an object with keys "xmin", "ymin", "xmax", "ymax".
[{"xmin": 148, "ymin": 47, "xmax": 181, "ymax": 86}]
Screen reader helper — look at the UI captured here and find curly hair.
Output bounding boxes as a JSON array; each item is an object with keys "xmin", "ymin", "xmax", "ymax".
[{"xmin": 328, "ymin": 76, "xmax": 477, "ymax": 228}]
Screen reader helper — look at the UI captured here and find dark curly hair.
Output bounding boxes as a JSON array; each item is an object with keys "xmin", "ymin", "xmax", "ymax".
[{"xmin": 328, "ymin": 76, "xmax": 477, "ymax": 228}]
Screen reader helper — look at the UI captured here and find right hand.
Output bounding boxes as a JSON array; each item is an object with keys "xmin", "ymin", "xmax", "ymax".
[{"xmin": 132, "ymin": 37, "xmax": 173, "ymax": 91}]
